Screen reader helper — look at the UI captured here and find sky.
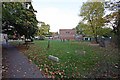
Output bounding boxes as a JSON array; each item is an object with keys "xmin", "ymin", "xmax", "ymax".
[{"xmin": 32, "ymin": 0, "xmax": 87, "ymax": 32}]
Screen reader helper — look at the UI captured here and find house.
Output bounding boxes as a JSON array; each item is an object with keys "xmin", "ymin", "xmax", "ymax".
[
  {"xmin": 75, "ymin": 34, "xmax": 83, "ymax": 41},
  {"xmin": 83, "ymin": 37, "xmax": 91, "ymax": 41},
  {"xmin": 59, "ymin": 29, "xmax": 76, "ymax": 41}
]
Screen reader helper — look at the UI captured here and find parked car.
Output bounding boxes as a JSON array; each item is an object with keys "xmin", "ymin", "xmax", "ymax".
[{"xmin": 34, "ymin": 36, "xmax": 45, "ymax": 40}]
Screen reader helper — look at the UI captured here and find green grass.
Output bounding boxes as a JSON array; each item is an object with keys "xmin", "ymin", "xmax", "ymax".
[{"xmin": 12, "ymin": 40, "xmax": 119, "ymax": 78}]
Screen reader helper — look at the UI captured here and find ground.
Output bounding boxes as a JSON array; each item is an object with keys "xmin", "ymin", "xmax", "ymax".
[
  {"xmin": 11, "ymin": 40, "xmax": 119, "ymax": 78},
  {"xmin": 2, "ymin": 44, "xmax": 44, "ymax": 78}
]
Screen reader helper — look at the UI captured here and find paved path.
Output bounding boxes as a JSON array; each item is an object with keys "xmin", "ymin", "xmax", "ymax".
[{"xmin": 2, "ymin": 44, "xmax": 44, "ymax": 78}]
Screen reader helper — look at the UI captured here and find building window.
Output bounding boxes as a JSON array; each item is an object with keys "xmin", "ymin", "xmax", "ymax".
[{"xmin": 66, "ymin": 32, "xmax": 70, "ymax": 34}]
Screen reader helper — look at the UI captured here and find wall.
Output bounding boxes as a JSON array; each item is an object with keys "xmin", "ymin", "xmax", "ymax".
[{"xmin": 59, "ymin": 29, "xmax": 76, "ymax": 40}]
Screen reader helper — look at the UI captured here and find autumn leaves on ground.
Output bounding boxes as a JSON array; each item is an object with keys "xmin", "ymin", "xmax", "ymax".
[{"xmin": 13, "ymin": 40, "xmax": 119, "ymax": 78}]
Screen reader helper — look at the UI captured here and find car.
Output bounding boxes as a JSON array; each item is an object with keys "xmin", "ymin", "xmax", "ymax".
[{"xmin": 34, "ymin": 36, "xmax": 45, "ymax": 40}]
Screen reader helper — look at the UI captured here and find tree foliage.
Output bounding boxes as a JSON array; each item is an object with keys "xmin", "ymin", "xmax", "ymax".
[
  {"xmin": 2, "ymin": 2, "xmax": 38, "ymax": 39},
  {"xmin": 105, "ymin": 1, "xmax": 120, "ymax": 50},
  {"xmin": 76, "ymin": 21, "xmax": 112, "ymax": 38},
  {"xmin": 76, "ymin": 22, "xmax": 90, "ymax": 35},
  {"xmin": 37, "ymin": 22, "xmax": 50, "ymax": 37},
  {"xmin": 80, "ymin": 2, "xmax": 105, "ymax": 43}
]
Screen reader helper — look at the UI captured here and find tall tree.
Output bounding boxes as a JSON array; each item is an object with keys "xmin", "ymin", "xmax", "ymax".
[
  {"xmin": 37, "ymin": 22, "xmax": 51, "ymax": 49},
  {"xmin": 80, "ymin": 2, "xmax": 105, "ymax": 43},
  {"xmin": 2, "ymin": 2, "xmax": 38, "ymax": 39},
  {"xmin": 105, "ymin": 1, "xmax": 120, "ymax": 50},
  {"xmin": 37, "ymin": 22, "xmax": 50, "ymax": 37}
]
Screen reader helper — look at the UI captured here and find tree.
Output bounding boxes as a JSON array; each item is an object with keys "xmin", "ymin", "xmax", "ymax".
[
  {"xmin": 76, "ymin": 21, "xmax": 112, "ymax": 38},
  {"xmin": 37, "ymin": 22, "xmax": 51, "ymax": 49},
  {"xmin": 105, "ymin": 1, "xmax": 120, "ymax": 50},
  {"xmin": 98, "ymin": 27, "xmax": 113, "ymax": 37},
  {"xmin": 76, "ymin": 22, "xmax": 86, "ymax": 35},
  {"xmin": 37, "ymin": 22, "xmax": 50, "ymax": 37},
  {"xmin": 76, "ymin": 22, "xmax": 93, "ymax": 36},
  {"xmin": 2, "ymin": 2, "xmax": 38, "ymax": 39},
  {"xmin": 80, "ymin": 2, "xmax": 105, "ymax": 43}
]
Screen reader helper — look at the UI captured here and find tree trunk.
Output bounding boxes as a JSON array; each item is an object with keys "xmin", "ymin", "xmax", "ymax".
[
  {"xmin": 117, "ymin": 10, "xmax": 120, "ymax": 52},
  {"xmin": 89, "ymin": 18, "xmax": 98, "ymax": 44},
  {"xmin": 94, "ymin": 36, "xmax": 98, "ymax": 43},
  {"xmin": 117, "ymin": 35, "xmax": 120, "ymax": 51},
  {"xmin": 117, "ymin": 24, "xmax": 120, "ymax": 52}
]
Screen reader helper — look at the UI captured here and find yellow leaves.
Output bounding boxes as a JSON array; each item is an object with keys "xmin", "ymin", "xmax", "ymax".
[
  {"xmin": 27, "ymin": 11, "xmax": 34, "ymax": 17},
  {"xmin": 45, "ymin": 68, "xmax": 48, "ymax": 73}
]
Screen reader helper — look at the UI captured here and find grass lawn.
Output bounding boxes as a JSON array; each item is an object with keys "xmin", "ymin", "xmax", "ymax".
[{"xmin": 13, "ymin": 40, "xmax": 119, "ymax": 78}]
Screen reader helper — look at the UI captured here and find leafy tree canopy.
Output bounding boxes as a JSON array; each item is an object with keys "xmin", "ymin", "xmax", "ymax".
[
  {"xmin": 2, "ymin": 2, "xmax": 38, "ymax": 39},
  {"xmin": 37, "ymin": 22, "xmax": 50, "ymax": 37},
  {"xmin": 79, "ymin": 1, "xmax": 105, "ymax": 43}
]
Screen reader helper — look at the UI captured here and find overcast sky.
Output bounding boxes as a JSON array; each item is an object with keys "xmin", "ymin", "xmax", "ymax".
[{"xmin": 32, "ymin": 0, "xmax": 87, "ymax": 32}]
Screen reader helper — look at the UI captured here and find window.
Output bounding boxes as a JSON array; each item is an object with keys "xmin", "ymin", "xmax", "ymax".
[{"xmin": 66, "ymin": 32, "xmax": 70, "ymax": 34}]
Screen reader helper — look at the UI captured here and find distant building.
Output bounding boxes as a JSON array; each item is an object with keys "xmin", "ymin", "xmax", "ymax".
[
  {"xmin": 52, "ymin": 32, "xmax": 59, "ymax": 40},
  {"xmin": 75, "ymin": 34, "xmax": 83, "ymax": 41},
  {"xmin": 83, "ymin": 37, "xmax": 91, "ymax": 41},
  {"xmin": 59, "ymin": 29, "xmax": 76, "ymax": 41}
]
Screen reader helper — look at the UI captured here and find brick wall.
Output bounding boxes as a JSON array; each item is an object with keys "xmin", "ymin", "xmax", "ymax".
[{"xmin": 59, "ymin": 29, "xmax": 76, "ymax": 40}]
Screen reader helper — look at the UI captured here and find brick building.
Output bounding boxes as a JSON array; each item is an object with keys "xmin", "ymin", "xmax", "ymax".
[{"xmin": 59, "ymin": 29, "xmax": 76, "ymax": 41}]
